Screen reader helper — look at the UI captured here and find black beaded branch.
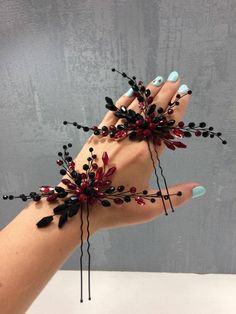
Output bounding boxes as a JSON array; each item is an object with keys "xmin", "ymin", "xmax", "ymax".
[
  {"xmin": 2, "ymin": 143, "xmax": 182, "ymax": 302},
  {"xmin": 63, "ymin": 68, "xmax": 227, "ymax": 215}
]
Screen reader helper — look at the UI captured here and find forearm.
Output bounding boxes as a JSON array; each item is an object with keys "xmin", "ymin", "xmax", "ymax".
[{"xmin": 0, "ymin": 199, "xmax": 96, "ymax": 314}]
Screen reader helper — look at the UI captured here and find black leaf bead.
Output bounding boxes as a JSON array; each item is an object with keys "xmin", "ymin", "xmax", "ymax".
[
  {"xmin": 105, "ymin": 186, "xmax": 116, "ymax": 194},
  {"xmin": 105, "ymin": 96, "xmax": 114, "ymax": 105},
  {"xmin": 124, "ymin": 196, "xmax": 131, "ymax": 202},
  {"xmin": 68, "ymin": 204, "xmax": 80, "ymax": 217},
  {"xmin": 53, "ymin": 203, "xmax": 69, "ymax": 215},
  {"xmin": 36, "ymin": 215, "xmax": 54, "ymax": 228},
  {"xmin": 105, "ymin": 103, "xmax": 117, "ymax": 111},
  {"xmin": 147, "ymin": 104, "xmax": 156, "ymax": 115},
  {"xmin": 33, "ymin": 194, "xmax": 41, "ymax": 201},
  {"xmin": 58, "ymin": 212, "xmax": 68, "ymax": 228},
  {"xmin": 117, "ymin": 185, "xmax": 125, "ymax": 192}
]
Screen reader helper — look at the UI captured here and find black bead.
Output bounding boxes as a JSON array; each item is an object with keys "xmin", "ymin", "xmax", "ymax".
[
  {"xmin": 102, "ymin": 126, "xmax": 108, "ymax": 131},
  {"xmin": 9, "ymin": 195, "xmax": 14, "ymax": 200},
  {"xmin": 88, "ymin": 172, "xmax": 95, "ymax": 179},
  {"xmin": 55, "ymin": 186, "xmax": 65, "ymax": 193},
  {"xmin": 57, "ymin": 191, "xmax": 68, "ymax": 198},
  {"xmin": 68, "ymin": 204, "xmax": 80, "ymax": 217},
  {"xmin": 199, "ymin": 122, "xmax": 206, "ymax": 128},
  {"xmin": 60, "ymin": 169, "xmax": 67, "ymax": 175},
  {"xmin": 58, "ymin": 152, "xmax": 63, "ymax": 157},
  {"xmin": 3, "ymin": 195, "xmax": 8, "ymax": 200},
  {"xmin": 151, "ymin": 198, "xmax": 155, "ymax": 203},
  {"xmin": 89, "ymin": 147, "xmax": 94, "ymax": 152},
  {"xmin": 83, "ymin": 164, "xmax": 89, "ymax": 171},
  {"xmin": 117, "ymin": 185, "xmax": 125, "ymax": 192},
  {"xmin": 184, "ymin": 131, "xmax": 192, "ymax": 137},
  {"xmin": 208, "ymin": 127, "xmax": 214, "ymax": 131},
  {"xmin": 138, "ymin": 96, "xmax": 144, "ymax": 102},
  {"xmin": 202, "ymin": 131, "xmax": 209, "ymax": 137},
  {"xmin": 143, "ymin": 190, "xmax": 148, "ymax": 195},
  {"xmin": 83, "ymin": 127, "xmax": 89, "ymax": 132},
  {"xmin": 222, "ymin": 140, "xmax": 227, "ymax": 145},
  {"xmin": 87, "ymin": 157, "xmax": 92, "ymax": 162},
  {"xmin": 33, "ymin": 194, "xmax": 41, "ymax": 201},
  {"xmin": 63, "ymin": 121, "xmax": 68, "ymax": 125},
  {"xmin": 101, "ymin": 200, "xmax": 111, "ymax": 207},
  {"xmin": 147, "ymin": 104, "xmax": 156, "ymax": 115},
  {"xmin": 77, "ymin": 125, "xmax": 81, "ymax": 129},
  {"xmin": 105, "ymin": 186, "xmax": 116, "ymax": 194},
  {"xmin": 63, "ymin": 145, "xmax": 67, "ymax": 150},
  {"xmin": 73, "ymin": 122, "xmax": 77, "ymax": 126},
  {"xmin": 66, "ymin": 156, "xmax": 73, "ymax": 162},
  {"xmin": 157, "ymin": 107, "xmax": 164, "ymax": 114},
  {"xmin": 188, "ymin": 122, "xmax": 195, "ymax": 128},
  {"xmin": 124, "ymin": 196, "xmax": 131, "ymax": 202},
  {"xmin": 177, "ymin": 191, "xmax": 182, "ymax": 196},
  {"xmin": 216, "ymin": 132, "xmax": 222, "ymax": 137},
  {"xmin": 92, "ymin": 154, "xmax": 97, "ymax": 159},
  {"xmin": 94, "ymin": 130, "xmax": 100, "ymax": 135},
  {"xmin": 68, "ymin": 143, "xmax": 72, "ymax": 147},
  {"xmin": 58, "ymin": 212, "xmax": 68, "ymax": 228},
  {"xmin": 30, "ymin": 192, "xmax": 37, "ymax": 197},
  {"xmin": 145, "ymin": 89, "xmax": 151, "ymax": 97}
]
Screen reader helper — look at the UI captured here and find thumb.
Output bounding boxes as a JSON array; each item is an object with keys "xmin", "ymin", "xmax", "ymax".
[{"xmin": 146, "ymin": 182, "xmax": 206, "ymax": 219}]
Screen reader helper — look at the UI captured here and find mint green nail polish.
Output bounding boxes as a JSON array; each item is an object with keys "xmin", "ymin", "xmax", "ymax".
[
  {"xmin": 152, "ymin": 76, "xmax": 164, "ymax": 86},
  {"xmin": 125, "ymin": 88, "xmax": 134, "ymax": 97},
  {"xmin": 167, "ymin": 71, "xmax": 179, "ymax": 82},
  {"xmin": 192, "ymin": 186, "xmax": 206, "ymax": 199},
  {"xmin": 178, "ymin": 84, "xmax": 189, "ymax": 94}
]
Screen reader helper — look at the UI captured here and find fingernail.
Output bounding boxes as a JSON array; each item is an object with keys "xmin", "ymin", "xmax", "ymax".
[
  {"xmin": 167, "ymin": 71, "xmax": 179, "ymax": 82},
  {"xmin": 125, "ymin": 88, "xmax": 134, "ymax": 97},
  {"xmin": 178, "ymin": 84, "xmax": 189, "ymax": 94},
  {"xmin": 192, "ymin": 186, "xmax": 206, "ymax": 199},
  {"xmin": 152, "ymin": 75, "xmax": 164, "ymax": 86}
]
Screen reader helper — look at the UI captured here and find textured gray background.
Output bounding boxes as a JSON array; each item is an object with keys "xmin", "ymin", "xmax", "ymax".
[{"xmin": 0, "ymin": 0, "xmax": 235, "ymax": 273}]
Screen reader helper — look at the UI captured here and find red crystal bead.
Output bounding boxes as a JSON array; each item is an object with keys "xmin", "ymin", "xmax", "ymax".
[
  {"xmin": 114, "ymin": 130, "xmax": 128, "ymax": 141},
  {"xmin": 96, "ymin": 167, "xmax": 104, "ymax": 180},
  {"xmin": 81, "ymin": 182, "xmax": 88, "ymax": 189},
  {"xmin": 68, "ymin": 183, "xmax": 77, "ymax": 190},
  {"xmin": 130, "ymin": 187, "xmax": 136, "ymax": 193},
  {"xmin": 79, "ymin": 194, "xmax": 87, "ymax": 202},
  {"xmin": 173, "ymin": 129, "xmax": 184, "ymax": 138},
  {"xmin": 143, "ymin": 129, "xmax": 151, "ymax": 137},
  {"xmin": 81, "ymin": 173, "xmax": 87, "ymax": 179},
  {"xmin": 172, "ymin": 141, "xmax": 187, "ymax": 148},
  {"xmin": 40, "ymin": 186, "xmax": 54, "ymax": 193},
  {"xmin": 92, "ymin": 163, "xmax": 98, "ymax": 170},
  {"xmin": 114, "ymin": 198, "xmax": 124, "ymax": 205},
  {"xmin": 105, "ymin": 167, "xmax": 116, "ymax": 177},
  {"xmin": 149, "ymin": 123, "xmax": 156, "ymax": 130},
  {"xmin": 56, "ymin": 159, "xmax": 63, "ymax": 166},
  {"xmin": 135, "ymin": 120, "xmax": 142, "ymax": 127},
  {"xmin": 135, "ymin": 197, "xmax": 145, "ymax": 205},
  {"xmin": 195, "ymin": 130, "xmax": 201, "ymax": 136},
  {"xmin": 47, "ymin": 194, "xmax": 58, "ymax": 202},
  {"xmin": 61, "ymin": 179, "xmax": 71, "ymax": 185},
  {"xmin": 178, "ymin": 121, "xmax": 185, "ymax": 128},
  {"xmin": 68, "ymin": 161, "xmax": 75, "ymax": 170},
  {"xmin": 109, "ymin": 125, "xmax": 116, "ymax": 131},
  {"xmin": 147, "ymin": 96, "xmax": 153, "ymax": 104},
  {"xmin": 168, "ymin": 109, "xmax": 174, "ymax": 114},
  {"xmin": 102, "ymin": 180, "xmax": 112, "ymax": 187},
  {"xmin": 102, "ymin": 152, "xmax": 109, "ymax": 165}
]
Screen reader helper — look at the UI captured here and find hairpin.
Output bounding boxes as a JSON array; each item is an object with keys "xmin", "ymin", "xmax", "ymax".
[
  {"xmin": 2, "ymin": 143, "xmax": 182, "ymax": 302},
  {"xmin": 63, "ymin": 68, "xmax": 227, "ymax": 216}
]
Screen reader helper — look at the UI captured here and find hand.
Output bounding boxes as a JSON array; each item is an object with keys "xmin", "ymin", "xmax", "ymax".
[{"xmin": 68, "ymin": 71, "xmax": 205, "ymax": 233}]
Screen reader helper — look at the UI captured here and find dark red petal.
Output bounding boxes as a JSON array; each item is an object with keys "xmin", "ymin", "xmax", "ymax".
[
  {"xmin": 114, "ymin": 130, "xmax": 128, "ymax": 141},
  {"xmin": 130, "ymin": 187, "xmax": 136, "ymax": 193},
  {"xmin": 172, "ymin": 129, "xmax": 184, "ymax": 138},
  {"xmin": 105, "ymin": 167, "xmax": 116, "ymax": 177},
  {"xmin": 46, "ymin": 194, "xmax": 58, "ymax": 202}
]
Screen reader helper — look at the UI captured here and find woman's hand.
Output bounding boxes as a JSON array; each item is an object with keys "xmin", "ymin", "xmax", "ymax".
[{"xmin": 69, "ymin": 71, "xmax": 205, "ymax": 233}]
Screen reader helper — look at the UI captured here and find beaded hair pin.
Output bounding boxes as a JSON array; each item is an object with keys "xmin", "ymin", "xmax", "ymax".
[
  {"xmin": 63, "ymin": 68, "xmax": 227, "ymax": 215},
  {"xmin": 2, "ymin": 143, "xmax": 181, "ymax": 302}
]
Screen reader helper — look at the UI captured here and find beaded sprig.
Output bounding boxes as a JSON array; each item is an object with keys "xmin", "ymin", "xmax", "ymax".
[
  {"xmin": 63, "ymin": 68, "xmax": 227, "ymax": 215},
  {"xmin": 3, "ymin": 143, "xmax": 181, "ymax": 302}
]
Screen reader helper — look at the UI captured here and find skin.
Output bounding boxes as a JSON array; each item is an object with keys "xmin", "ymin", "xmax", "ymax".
[{"xmin": 0, "ymin": 73, "xmax": 202, "ymax": 313}]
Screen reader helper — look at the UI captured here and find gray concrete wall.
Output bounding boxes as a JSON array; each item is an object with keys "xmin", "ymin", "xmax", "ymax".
[{"xmin": 0, "ymin": 0, "xmax": 235, "ymax": 273}]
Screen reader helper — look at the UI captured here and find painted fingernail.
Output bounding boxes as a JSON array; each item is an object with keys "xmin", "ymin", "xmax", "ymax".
[
  {"xmin": 167, "ymin": 71, "xmax": 179, "ymax": 82},
  {"xmin": 152, "ymin": 75, "xmax": 164, "ymax": 86},
  {"xmin": 178, "ymin": 84, "xmax": 189, "ymax": 94},
  {"xmin": 192, "ymin": 186, "xmax": 206, "ymax": 199},
  {"xmin": 125, "ymin": 87, "xmax": 134, "ymax": 97}
]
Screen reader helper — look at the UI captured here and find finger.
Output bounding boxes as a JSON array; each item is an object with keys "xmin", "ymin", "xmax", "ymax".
[
  {"xmin": 168, "ymin": 84, "xmax": 191, "ymax": 126},
  {"xmin": 98, "ymin": 87, "xmax": 136, "ymax": 128},
  {"xmin": 152, "ymin": 71, "xmax": 181, "ymax": 112},
  {"xmin": 127, "ymin": 75, "xmax": 165, "ymax": 112},
  {"xmin": 114, "ymin": 182, "xmax": 206, "ymax": 227}
]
